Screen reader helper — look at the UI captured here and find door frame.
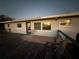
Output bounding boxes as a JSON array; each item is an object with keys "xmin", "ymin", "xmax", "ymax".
[{"xmin": 26, "ymin": 21, "xmax": 31, "ymax": 34}]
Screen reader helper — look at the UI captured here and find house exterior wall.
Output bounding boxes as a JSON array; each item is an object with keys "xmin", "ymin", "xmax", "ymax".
[
  {"xmin": 5, "ymin": 22, "xmax": 26, "ymax": 34},
  {"xmin": 31, "ymin": 17, "xmax": 79, "ymax": 39},
  {"xmin": 31, "ymin": 20, "xmax": 58, "ymax": 37},
  {"xmin": 4, "ymin": 17, "xmax": 79, "ymax": 39},
  {"xmin": 58, "ymin": 17, "xmax": 79, "ymax": 39}
]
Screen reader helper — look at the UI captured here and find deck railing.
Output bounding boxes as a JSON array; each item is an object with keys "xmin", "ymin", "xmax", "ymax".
[
  {"xmin": 57, "ymin": 30, "xmax": 79, "ymax": 47},
  {"xmin": 54, "ymin": 30, "xmax": 79, "ymax": 59}
]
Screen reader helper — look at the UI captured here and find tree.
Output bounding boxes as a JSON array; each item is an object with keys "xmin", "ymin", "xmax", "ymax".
[
  {"xmin": 0, "ymin": 15, "xmax": 13, "ymax": 30},
  {"xmin": 0, "ymin": 15, "xmax": 13, "ymax": 22}
]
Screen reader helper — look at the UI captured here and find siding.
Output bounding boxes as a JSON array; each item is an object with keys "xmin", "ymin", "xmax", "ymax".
[
  {"xmin": 31, "ymin": 17, "xmax": 79, "ymax": 39},
  {"xmin": 58, "ymin": 17, "xmax": 79, "ymax": 39},
  {"xmin": 4, "ymin": 17, "xmax": 79, "ymax": 39},
  {"xmin": 31, "ymin": 20, "xmax": 58, "ymax": 37},
  {"xmin": 5, "ymin": 22, "xmax": 26, "ymax": 34}
]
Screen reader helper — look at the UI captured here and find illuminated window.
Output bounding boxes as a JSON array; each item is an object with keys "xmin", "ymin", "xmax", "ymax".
[
  {"xmin": 17, "ymin": 24, "xmax": 22, "ymax": 28},
  {"xmin": 34, "ymin": 22, "xmax": 41, "ymax": 30},
  {"xmin": 42, "ymin": 22, "xmax": 51, "ymax": 30},
  {"xmin": 59, "ymin": 20, "xmax": 70, "ymax": 26}
]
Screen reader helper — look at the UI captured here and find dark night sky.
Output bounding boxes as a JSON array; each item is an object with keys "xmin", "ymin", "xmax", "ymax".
[{"xmin": 0, "ymin": 0, "xmax": 79, "ymax": 19}]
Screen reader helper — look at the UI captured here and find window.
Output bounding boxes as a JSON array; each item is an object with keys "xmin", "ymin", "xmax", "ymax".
[
  {"xmin": 59, "ymin": 20, "xmax": 70, "ymax": 27},
  {"xmin": 34, "ymin": 22, "xmax": 41, "ymax": 30},
  {"xmin": 42, "ymin": 22, "xmax": 51, "ymax": 30},
  {"xmin": 17, "ymin": 24, "xmax": 22, "ymax": 28}
]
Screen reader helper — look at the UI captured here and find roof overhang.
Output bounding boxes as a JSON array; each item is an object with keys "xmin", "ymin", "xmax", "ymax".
[{"xmin": 0, "ymin": 12, "xmax": 79, "ymax": 23}]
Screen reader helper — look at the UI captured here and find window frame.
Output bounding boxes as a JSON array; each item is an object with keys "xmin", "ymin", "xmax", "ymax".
[
  {"xmin": 34, "ymin": 22, "xmax": 41, "ymax": 30},
  {"xmin": 17, "ymin": 24, "xmax": 22, "ymax": 28},
  {"xmin": 42, "ymin": 22, "xmax": 51, "ymax": 30},
  {"xmin": 59, "ymin": 20, "xmax": 71, "ymax": 27}
]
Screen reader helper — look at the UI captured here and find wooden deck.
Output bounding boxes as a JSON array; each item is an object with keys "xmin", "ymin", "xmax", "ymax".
[
  {"xmin": 0, "ymin": 31, "xmax": 75, "ymax": 59},
  {"xmin": 22, "ymin": 35, "xmax": 56, "ymax": 44},
  {"xmin": 0, "ymin": 31, "xmax": 57, "ymax": 59}
]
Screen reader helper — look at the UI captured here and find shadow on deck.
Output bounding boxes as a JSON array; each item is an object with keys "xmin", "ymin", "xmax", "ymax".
[
  {"xmin": 0, "ymin": 31, "xmax": 57, "ymax": 59},
  {"xmin": 0, "ymin": 30, "xmax": 79, "ymax": 59}
]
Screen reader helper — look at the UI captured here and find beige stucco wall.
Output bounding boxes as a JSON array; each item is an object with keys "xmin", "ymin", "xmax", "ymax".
[
  {"xmin": 31, "ymin": 17, "xmax": 79, "ymax": 39},
  {"xmin": 58, "ymin": 17, "xmax": 79, "ymax": 39},
  {"xmin": 5, "ymin": 22, "xmax": 26, "ymax": 34},
  {"xmin": 31, "ymin": 20, "xmax": 58, "ymax": 37},
  {"xmin": 4, "ymin": 17, "xmax": 79, "ymax": 39}
]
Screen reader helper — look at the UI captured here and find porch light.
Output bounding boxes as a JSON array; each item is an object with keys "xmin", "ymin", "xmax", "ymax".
[
  {"xmin": 65, "ymin": 20, "xmax": 70, "ymax": 23},
  {"xmin": 59, "ymin": 20, "xmax": 70, "ymax": 26}
]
